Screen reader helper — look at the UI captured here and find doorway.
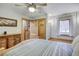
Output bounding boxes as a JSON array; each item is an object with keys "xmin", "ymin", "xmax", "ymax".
[{"xmin": 21, "ymin": 18, "xmax": 46, "ymax": 41}]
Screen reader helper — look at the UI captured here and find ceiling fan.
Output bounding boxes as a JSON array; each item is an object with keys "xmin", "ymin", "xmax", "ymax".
[{"xmin": 15, "ymin": 3, "xmax": 47, "ymax": 12}]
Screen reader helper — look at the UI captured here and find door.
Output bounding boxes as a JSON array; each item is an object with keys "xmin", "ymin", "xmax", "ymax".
[
  {"xmin": 21, "ymin": 20, "xmax": 30, "ymax": 41},
  {"xmin": 30, "ymin": 20, "xmax": 38, "ymax": 39},
  {"xmin": 38, "ymin": 18, "xmax": 46, "ymax": 39}
]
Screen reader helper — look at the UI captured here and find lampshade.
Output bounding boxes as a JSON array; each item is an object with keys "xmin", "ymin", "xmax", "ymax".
[{"xmin": 28, "ymin": 7, "xmax": 36, "ymax": 12}]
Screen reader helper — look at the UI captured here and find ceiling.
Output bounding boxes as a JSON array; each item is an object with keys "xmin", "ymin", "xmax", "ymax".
[
  {"xmin": 0, "ymin": 3, "xmax": 79, "ymax": 17},
  {"xmin": 46, "ymin": 3, "xmax": 79, "ymax": 16},
  {"xmin": 13, "ymin": 3, "xmax": 79, "ymax": 17}
]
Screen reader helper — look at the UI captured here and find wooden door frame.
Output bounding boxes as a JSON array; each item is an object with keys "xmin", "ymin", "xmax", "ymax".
[{"xmin": 21, "ymin": 17, "xmax": 46, "ymax": 40}]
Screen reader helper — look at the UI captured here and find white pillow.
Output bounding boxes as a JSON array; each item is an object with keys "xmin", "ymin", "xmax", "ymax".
[
  {"xmin": 72, "ymin": 43, "xmax": 79, "ymax": 56},
  {"xmin": 72, "ymin": 35, "xmax": 79, "ymax": 48}
]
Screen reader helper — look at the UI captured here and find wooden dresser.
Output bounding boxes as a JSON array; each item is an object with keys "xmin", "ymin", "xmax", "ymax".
[{"xmin": 0, "ymin": 34, "xmax": 21, "ymax": 50}]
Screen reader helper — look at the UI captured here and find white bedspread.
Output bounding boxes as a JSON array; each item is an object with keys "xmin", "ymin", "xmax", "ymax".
[{"xmin": 4, "ymin": 39, "xmax": 73, "ymax": 56}]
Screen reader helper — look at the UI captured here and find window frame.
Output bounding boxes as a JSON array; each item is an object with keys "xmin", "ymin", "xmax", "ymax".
[{"xmin": 59, "ymin": 19, "xmax": 70, "ymax": 36}]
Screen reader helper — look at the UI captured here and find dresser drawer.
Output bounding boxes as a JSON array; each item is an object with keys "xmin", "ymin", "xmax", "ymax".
[
  {"xmin": 15, "ymin": 37, "xmax": 20, "ymax": 45},
  {"xmin": 7, "ymin": 36, "xmax": 15, "ymax": 48},
  {"xmin": 0, "ymin": 37, "xmax": 7, "ymax": 49}
]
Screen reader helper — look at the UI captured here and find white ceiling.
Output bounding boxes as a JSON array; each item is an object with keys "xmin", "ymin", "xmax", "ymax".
[
  {"xmin": 0, "ymin": 3, "xmax": 47, "ymax": 19},
  {"xmin": 46, "ymin": 3, "xmax": 79, "ymax": 16},
  {"xmin": 0, "ymin": 3, "xmax": 79, "ymax": 17},
  {"xmin": 12, "ymin": 3, "xmax": 79, "ymax": 17}
]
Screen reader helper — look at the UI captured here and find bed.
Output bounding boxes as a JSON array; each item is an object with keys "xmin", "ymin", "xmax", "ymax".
[{"xmin": 0, "ymin": 39, "xmax": 74, "ymax": 56}]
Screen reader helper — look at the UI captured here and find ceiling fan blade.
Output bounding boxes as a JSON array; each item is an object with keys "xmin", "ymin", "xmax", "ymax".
[
  {"xmin": 15, "ymin": 3, "xmax": 28, "ymax": 7},
  {"xmin": 15, "ymin": 3, "xmax": 47, "ymax": 8},
  {"xmin": 24, "ymin": 3, "xmax": 32, "ymax": 6},
  {"xmin": 15, "ymin": 3, "xmax": 25, "ymax": 6},
  {"xmin": 35, "ymin": 3, "xmax": 47, "ymax": 6}
]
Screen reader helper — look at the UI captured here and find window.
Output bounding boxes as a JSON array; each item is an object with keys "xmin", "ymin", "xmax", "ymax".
[{"xmin": 59, "ymin": 20, "xmax": 70, "ymax": 35}]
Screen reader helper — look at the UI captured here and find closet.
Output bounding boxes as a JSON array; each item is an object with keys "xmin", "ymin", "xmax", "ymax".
[{"xmin": 21, "ymin": 18, "xmax": 46, "ymax": 41}]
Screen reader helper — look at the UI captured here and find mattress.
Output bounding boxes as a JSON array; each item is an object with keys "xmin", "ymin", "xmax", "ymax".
[{"xmin": 3, "ymin": 39, "xmax": 73, "ymax": 56}]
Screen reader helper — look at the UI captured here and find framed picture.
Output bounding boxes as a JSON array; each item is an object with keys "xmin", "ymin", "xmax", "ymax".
[{"xmin": 0, "ymin": 17, "xmax": 17, "ymax": 27}]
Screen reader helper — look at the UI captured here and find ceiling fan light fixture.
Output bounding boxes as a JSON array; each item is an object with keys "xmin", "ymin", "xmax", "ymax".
[{"xmin": 28, "ymin": 7, "xmax": 36, "ymax": 12}]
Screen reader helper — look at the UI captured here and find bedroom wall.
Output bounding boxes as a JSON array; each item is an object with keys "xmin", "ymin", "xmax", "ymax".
[
  {"xmin": 47, "ymin": 12, "xmax": 79, "ymax": 39},
  {"xmin": 0, "ymin": 4, "xmax": 23, "ymax": 35},
  {"xmin": 47, "ymin": 16, "xmax": 57, "ymax": 38},
  {"xmin": 0, "ymin": 4, "xmax": 47, "ymax": 36},
  {"xmin": 76, "ymin": 12, "xmax": 79, "ymax": 36},
  {"xmin": 46, "ymin": 15, "xmax": 58, "ymax": 39}
]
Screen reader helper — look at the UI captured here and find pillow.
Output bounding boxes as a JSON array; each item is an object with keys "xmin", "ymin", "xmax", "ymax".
[
  {"xmin": 72, "ymin": 43, "xmax": 79, "ymax": 56},
  {"xmin": 72, "ymin": 35, "xmax": 79, "ymax": 48}
]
